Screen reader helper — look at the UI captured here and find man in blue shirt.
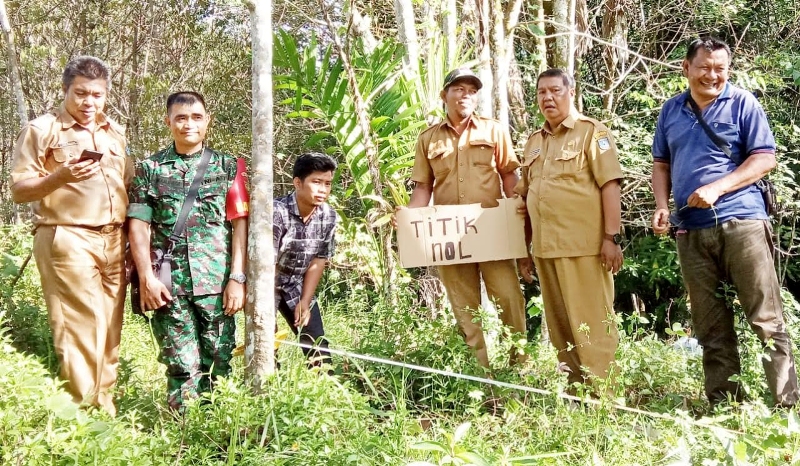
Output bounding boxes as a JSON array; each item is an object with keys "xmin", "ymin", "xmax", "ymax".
[
  {"xmin": 274, "ymin": 152, "xmax": 338, "ymax": 367},
  {"xmin": 651, "ymin": 37, "xmax": 799, "ymax": 408}
]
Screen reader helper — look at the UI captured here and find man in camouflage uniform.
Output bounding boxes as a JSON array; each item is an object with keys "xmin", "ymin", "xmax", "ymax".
[{"xmin": 127, "ymin": 91, "xmax": 248, "ymax": 411}]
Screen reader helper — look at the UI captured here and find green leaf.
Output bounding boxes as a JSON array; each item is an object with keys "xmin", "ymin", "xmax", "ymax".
[
  {"xmin": 456, "ymin": 451, "xmax": 491, "ymax": 466},
  {"xmin": 410, "ymin": 441, "xmax": 449, "ymax": 453},
  {"xmin": 453, "ymin": 421, "xmax": 471, "ymax": 443}
]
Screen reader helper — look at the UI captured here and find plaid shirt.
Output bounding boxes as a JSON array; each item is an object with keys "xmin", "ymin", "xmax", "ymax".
[{"xmin": 274, "ymin": 192, "xmax": 338, "ymax": 310}]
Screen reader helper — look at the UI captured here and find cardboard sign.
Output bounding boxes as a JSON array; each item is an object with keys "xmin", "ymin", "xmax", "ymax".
[{"xmin": 396, "ymin": 198, "xmax": 528, "ymax": 268}]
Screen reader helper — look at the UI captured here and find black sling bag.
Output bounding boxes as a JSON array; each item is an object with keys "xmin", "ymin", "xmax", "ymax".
[
  {"xmin": 130, "ymin": 147, "xmax": 214, "ymax": 315},
  {"xmin": 685, "ymin": 93, "xmax": 778, "ymax": 216}
]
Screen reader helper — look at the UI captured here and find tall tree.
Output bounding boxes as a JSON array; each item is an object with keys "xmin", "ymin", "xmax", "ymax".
[
  {"xmin": 244, "ymin": 0, "xmax": 276, "ymax": 388},
  {"xmin": 0, "ymin": 0, "xmax": 27, "ymax": 126},
  {"xmin": 394, "ymin": 0, "xmax": 419, "ymax": 77}
]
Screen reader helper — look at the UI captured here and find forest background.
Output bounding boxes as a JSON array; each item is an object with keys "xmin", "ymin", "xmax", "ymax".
[{"xmin": 2, "ymin": 0, "xmax": 800, "ymax": 464}]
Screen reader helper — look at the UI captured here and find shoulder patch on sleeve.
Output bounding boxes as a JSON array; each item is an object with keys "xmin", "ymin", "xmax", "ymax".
[
  {"xmin": 597, "ymin": 137, "xmax": 611, "ymax": 151},
  {"xmin": 593, "ymin": 130, "xmax": 608, "ymax": 140}
]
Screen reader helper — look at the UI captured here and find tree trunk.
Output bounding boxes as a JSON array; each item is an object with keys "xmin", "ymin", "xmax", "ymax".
[
  {"xmin": 490, "ymin": 0, "xmax": 523, "ymax": 127},
  {"xmin": 601, "ymin": 0, "xmax": 628, "ymax": 113},
  {"xmin": 443, "ymin": 0, "xmax": 457, "ymax": 67},
  {"xmin": 0, "ymin": 0, "xmax": 28, "ymax": 126},
  {"xmin": 323, "ymin": 0, "xmax": 396, "ymax": 300},
  {"xmin": 394, "ymin": 0, "xmax": 419, "ymax": 78},
  {"xmin": 244, "ymin": 0, "xmax": 276, "ymax": 391},
  {"xmin": 475, "ymin": 0, "xmax": 493, "ymax": 116},
  {"xmin": 550, "ymin": 0, "xmax": 569, "ymax": 70}
]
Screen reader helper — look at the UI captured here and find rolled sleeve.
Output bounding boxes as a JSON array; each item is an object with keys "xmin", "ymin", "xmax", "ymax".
[
  {"xmin": 652, "ymin": 106, "xmax": 671, "ymax": 162},
  {"xmin": 127, "ymin": 203, "xmax": 153, "ymax": 222},
  {"xmin": 495, "ymin": 125, "xmax": 520, "ymax": 174},
  {"xmin": 10, "ymin": 124, "xmax": 48, "ymax": 185},
  {"xmin": 410, "ymin": 134, "xmax": 434, "ymax": 184},
  {"xmin": 126, "ymin": 160, "xmax": 154, "ymax": 222}
]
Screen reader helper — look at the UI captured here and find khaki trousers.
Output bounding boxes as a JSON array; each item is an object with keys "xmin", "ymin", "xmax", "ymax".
[
  {"xmin": 534, "ymin": 255, "xmax": 618, "ymax": 388},
  {"xmin": 677, "ymin": 219, "xmax": 799, "ymax": 407},
  {"xmin": 438, "ymin": 259, "xmax": 527, "ymax": 367},
  {"xmin": 33, "ymin": 225, "xmax": 126, "ymax": 415}
]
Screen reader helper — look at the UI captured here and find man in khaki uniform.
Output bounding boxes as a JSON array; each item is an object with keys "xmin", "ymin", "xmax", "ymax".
[
  {"xmin": 10, "ymin": 56, "xmax": 131, "ymax": 415},
  {"xmin": 517, "ymin": 69, "xmax": 623, "ymax": 392},
  {"xmin": 403, "ymin": 68, "xmax": 527, "ymax": 368}
]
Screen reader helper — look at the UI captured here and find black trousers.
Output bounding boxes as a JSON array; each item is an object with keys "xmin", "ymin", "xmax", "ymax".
[{"xmin": 277, "ymin": 297, "xmax": 332, "ymax": 368}]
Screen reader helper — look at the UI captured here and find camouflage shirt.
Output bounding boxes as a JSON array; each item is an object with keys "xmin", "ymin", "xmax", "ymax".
[{"xmin": 127, "ymin": 144, "xmax": 239, "ymax": 296}]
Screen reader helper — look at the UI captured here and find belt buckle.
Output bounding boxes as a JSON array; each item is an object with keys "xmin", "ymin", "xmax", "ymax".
[{"xmin": 100, "ymin": 225, "xmax": 116, "ymax": 234}]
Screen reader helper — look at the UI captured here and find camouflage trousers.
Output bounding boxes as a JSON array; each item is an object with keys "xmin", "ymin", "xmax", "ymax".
[{"xmin": 150, "ymin": 294, "xmax": 236, "ymax": 411}]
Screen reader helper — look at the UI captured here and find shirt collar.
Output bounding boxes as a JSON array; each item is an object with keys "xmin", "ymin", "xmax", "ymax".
[
  {"xmin": 679, "ymin": 82, "xmax": 733, "ymax": 106},
  {"xmin": 56, "ymin": 105, "xmax": 110, "ymax": 130},
  {"xmin": 542, "ymin": 108, "xmax": 579, "ymax": 135},
  {"xmin": 159, "ymin": 143, "xmax": 205, "ymax": 165},
  {"xmin": 439, "ymin": 114, "xmax": 481, "ymax": 132}
]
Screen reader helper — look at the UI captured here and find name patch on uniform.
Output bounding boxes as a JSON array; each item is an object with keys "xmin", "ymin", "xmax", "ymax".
[
  {"xmin": 597, "ymin": 137, "xmax": 610, "ymax": 151},
  {"xmin": 531, "ymin": 148, "xmax": 541, "ymax": 157}
]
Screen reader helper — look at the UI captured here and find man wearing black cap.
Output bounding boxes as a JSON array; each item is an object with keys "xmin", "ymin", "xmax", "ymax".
[{"xmin": 402, "ymin": 67, "xmax": 527, "ymax": 368}]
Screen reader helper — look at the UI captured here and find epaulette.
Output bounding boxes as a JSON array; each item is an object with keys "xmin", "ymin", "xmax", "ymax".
[
  {"xmin": 106, "ymin": 117, "xmax": 127, "ymax": 138},
  {"xmin": 26, "ymin": 112, "xmax": 57, "ymax": 130}
]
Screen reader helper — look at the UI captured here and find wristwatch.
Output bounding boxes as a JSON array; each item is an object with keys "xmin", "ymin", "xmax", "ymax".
[
  {"xmin": 229, "ymin": 272, "xmax": 247, "ymax": 284},
  {"xmin": 604, "ymin": 233, "xmax": 623, "ymax": 245}
]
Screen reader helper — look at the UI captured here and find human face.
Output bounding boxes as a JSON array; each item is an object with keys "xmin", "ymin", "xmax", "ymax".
[
  {"xmin": 63, "ymin": 76, "xmax": 108, "ymax": 127},
  {"xmin": 294, "ymin": 170, "xmax": 334, "ymax": 211},
  {"xmin": 165, "ymin": 101, "xmax": 209, "ymax": 154},
  {"xmin": 536, "ymin": 76, "xmax": 575, "ymax": 127},
  {"xmin": 683, "ymin": 47, "xmax": 730, "ymax": 103},
  {"xmin": 441, "ymin": 80, "xmax": 479, "ymax": 122}
]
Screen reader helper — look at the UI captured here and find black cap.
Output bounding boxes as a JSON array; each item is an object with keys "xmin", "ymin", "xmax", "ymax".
[{"xmin": 442, "ymin": 68, "xmax": 483, "ymax": 90}]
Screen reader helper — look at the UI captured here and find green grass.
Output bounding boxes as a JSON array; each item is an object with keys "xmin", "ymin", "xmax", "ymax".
[{"xmin": 2, "ymin": 225, "xmax": 800, "ymax": 464}]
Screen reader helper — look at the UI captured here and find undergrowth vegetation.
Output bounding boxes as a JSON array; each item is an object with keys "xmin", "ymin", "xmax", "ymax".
[{"xmin": 3, "ymin": 224, "xmax": 800, "ymax": 465}]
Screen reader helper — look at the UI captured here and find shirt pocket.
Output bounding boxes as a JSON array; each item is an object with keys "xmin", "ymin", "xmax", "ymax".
[
  {"xmin": 428, "ymin": 140, "xmax": 453, "ymax": 178},
  {"xmin": 153, "ymin": 176, "xmax": 184, "ymax": 226},
  {"xmin": 197, "ymin": 173, "xmax": 228, "ymax": 224},
  {"xmin": 469, "ymin": 139, "xmax": 496, "ymax": 167},
  {"xmin": 552, "ymin": 148, "xmax": 587, "ymax": 178},
  {"xmin": 46, "ymin": 141, "xmax": 79, "ymax": 171}
]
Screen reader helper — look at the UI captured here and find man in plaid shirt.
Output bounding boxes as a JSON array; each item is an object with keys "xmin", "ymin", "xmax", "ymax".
[{"xmin": 274, "ymin": 152, "xmax": 338, "ymax": 367}]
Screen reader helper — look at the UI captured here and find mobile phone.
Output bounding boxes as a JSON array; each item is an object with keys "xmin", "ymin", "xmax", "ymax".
[{"xmin": 78, "ymin": 149, "xmax": 104, "ymax": 163}]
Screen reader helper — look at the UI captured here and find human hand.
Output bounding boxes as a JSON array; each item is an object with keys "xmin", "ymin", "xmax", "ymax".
[
  {"xmin": 686, "ymin": 184, "xmax": 721, "ymax": 209},
  {"xmin": 392, "ymin": 205, "xmax": 407, "ymax": 228},
  {"xmin": 55, "ymin": 159, "xmax": 101, "ymax": 184},
  {"xmin": 294, "ymin": 301, "xmax": 311, "ymax": 327},
  {"xmin": 600, "ymin": 240, "xmax": 623, "ymax": 274},
  {"xmin": 652, "ymin": 208, "xmax": 671, "ymax": 235},
  {"xmin": 141, "ymin": 273, "xmax": 173, "ymax": 311},
  {"xmin": 517, "ymin": 256, "xmax": 536, "ymax": 283},
  {"xmin": 223, "ymin": 281, "xmax": 245, "ymax": 316},
  {"xmin": 515, "ymin": 195, "xmax": 527, "ymax": 216}
]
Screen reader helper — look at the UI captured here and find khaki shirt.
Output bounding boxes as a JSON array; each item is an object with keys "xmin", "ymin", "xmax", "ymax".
[
  {"xmin": 516, "ymin": 110, "xmax": 623, "ymax": 258},
  {"xmin": 10, "ymin": 108, "xmax": 131, "ymax": 227},
  {"xmin": 411, "ymin": 114, "xmax": 519, "ymax": 207}
]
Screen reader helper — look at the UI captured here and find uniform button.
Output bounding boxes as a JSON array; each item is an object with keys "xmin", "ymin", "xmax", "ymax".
[
  {"xmin": 459, "ymin": 178, "xmax": 464, "ymax": 182},
  {"xmin": 459, "ymin": 163, "xmax": 463, "ymax": 166},
  {"xmin": 460, "ymin": 194, "xmax": 465, "ymax": 198},
  {"xmin": 459, "ymin": 146, "xmax": 464, "ymax": 150}
]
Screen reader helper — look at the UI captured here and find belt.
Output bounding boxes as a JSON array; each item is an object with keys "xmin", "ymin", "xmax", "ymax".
[{"xmin": 76, "ymin": 224, "xmax": 122, "ymax": 234}]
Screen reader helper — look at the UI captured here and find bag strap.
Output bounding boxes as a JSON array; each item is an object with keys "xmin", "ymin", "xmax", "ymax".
[
  {"xmin": 685, "ymin": 92, "xmax": 733, "ymax": 159},
  {"xmin": 163, "ymin": 147, "xmax": 214, "ymax": 257}
]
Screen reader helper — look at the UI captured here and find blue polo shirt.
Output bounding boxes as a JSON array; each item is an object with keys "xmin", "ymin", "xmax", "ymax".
[{"xmin": 652, "ymin": 83, "xmax": 775, "ymax": 229}]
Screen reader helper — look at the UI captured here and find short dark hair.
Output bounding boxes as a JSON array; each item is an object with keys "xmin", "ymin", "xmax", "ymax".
[
  {"xmin": 293, "ymin": 152, "xmax": 337, "ymax": 180},
  {"xmin": 686, "ymin": 37, "xmax": 731, "ymax": 62},
  {"xmin": 166, "ymin": 91, "xmax": 207, "ymax": 114},
  {"xmin": 536, "ymin": 68, "xmax": 575, "ymax": 89},
  {"xmin": 62, "ymin": 56, "xmax": 111, "ymax": 90}
]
